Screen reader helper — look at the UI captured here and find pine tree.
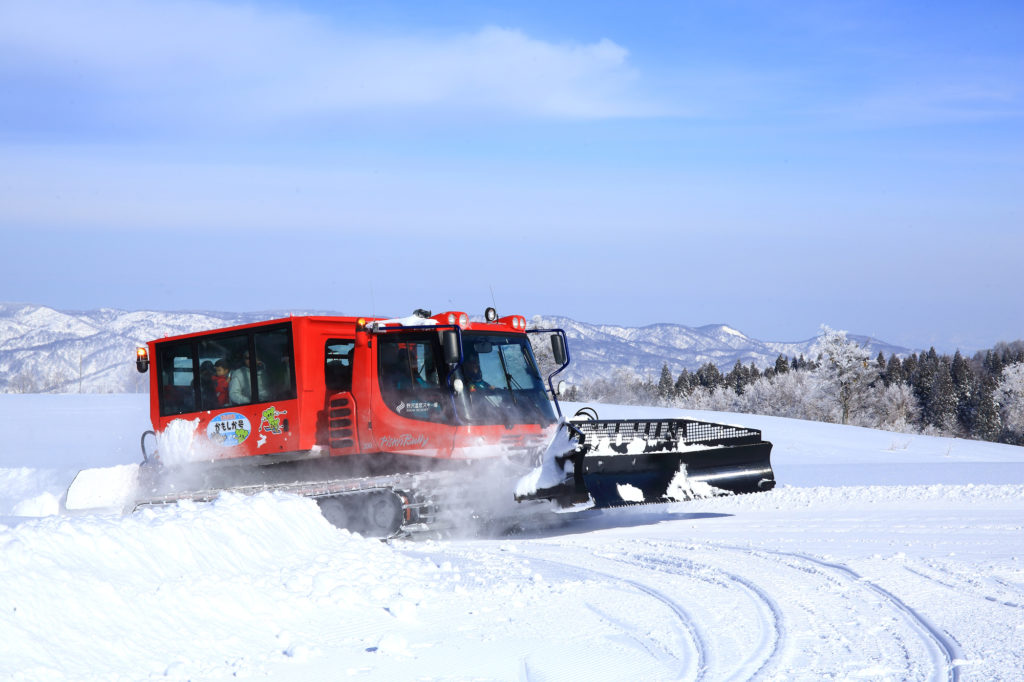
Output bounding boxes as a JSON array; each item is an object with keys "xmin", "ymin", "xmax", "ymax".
[
  {"xmin": 657, "ymin": 363, "xmax": 675, "ymax": 402},
  {"xmin": 983, "ymin": 350, "xmax": 1003, "ymax": 377},
  {"xmin": 951, "ymin": 350, "xmax": 974, "ymax": 433},
  {"xmin": 925, "ymin": 358, "xmax": 956, "ymax": 431},
  {"xmin": 674, "ymin": 369, "xmax": 693, "ymax": 398},
  {"xmin": 972, "ymin": 375, "xmax": 1002, "ymax": 441},
  {"xmin": 912, "ymin": 350, "xmax": 938, "ymax": 421},
  {"xmin": 695, "ymin": 362, "xmax": 723, "ymax": 389},
  {"xmin": 902, "ymin": 353, "xmax": 918, "ymax": 386},
  {"xmin": 774, "ymin": 354, "xmax": 790, "ymax": 375},
  {"xmin": 726, "ymin": 360, "xmax": 747, "ymax": 395},
  {"xmin": 884, "ymin": 354, "xmax": 905, "ymax": 386}
]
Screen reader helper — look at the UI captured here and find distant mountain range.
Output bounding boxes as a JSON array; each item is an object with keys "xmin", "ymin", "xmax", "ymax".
[
  {"xmin": 0, "ymin": 304, "xmax": 910, "ymax": 393},
  {"xmin": 530, "ymin": 315, "xmax": 909, "ymax": 383}
]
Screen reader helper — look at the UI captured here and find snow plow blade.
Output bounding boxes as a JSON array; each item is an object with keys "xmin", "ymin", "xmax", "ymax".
[
  {"xmin": 567, "ymin": 418, "xmax": 774, "ymax": 508},
  {"xmin": 64, "ymin": 464, "xmax": 142, "ymax": 513}
]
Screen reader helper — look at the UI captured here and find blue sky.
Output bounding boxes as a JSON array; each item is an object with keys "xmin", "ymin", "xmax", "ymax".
[{"xmin": 1, "ymin": 0, "xmax": 1021, "ymax": 352}]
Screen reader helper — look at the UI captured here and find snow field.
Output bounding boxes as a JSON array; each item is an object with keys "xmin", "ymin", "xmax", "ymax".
[
  {"xmin": 1, "ymin": 491, "xmax": 705, "ymax": 680},
  {"xmin": 1, "ymin": 394, "xmax": 1023, "ymax": 680}
]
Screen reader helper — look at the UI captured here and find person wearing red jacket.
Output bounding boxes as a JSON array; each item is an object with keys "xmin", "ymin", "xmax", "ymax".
[{"xmin": 211, "ymin": 359, "xmax": 230, "ymax": 406}]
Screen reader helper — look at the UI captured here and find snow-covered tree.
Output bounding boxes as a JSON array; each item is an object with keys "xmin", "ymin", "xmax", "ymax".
[
  {"xmin": 995, "ymin": 362, "xmax": 1024, "ymax": 441},
  {"xmin": 684, "ymin": 384, "xmax": 740, "ymax": 412},
  {"xmin": 812, "ymin": 325, "xmax": 877, "ymax": 425},
  {"xmin": 8, "ymin": 370, "xmax": 38, "ymax": 393},
  {"xmin": 870, "ymin": 383, "xmax": 922, "ymax": 433},
  {"xmin": 529, "ymin": 336, "xmax": 559, "ymax": 380}
]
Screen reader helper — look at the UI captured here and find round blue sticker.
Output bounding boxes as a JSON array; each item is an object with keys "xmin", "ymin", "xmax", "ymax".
[{"xmin": 206, "ymin": 412, "xmax": 252, "ymax": 447}]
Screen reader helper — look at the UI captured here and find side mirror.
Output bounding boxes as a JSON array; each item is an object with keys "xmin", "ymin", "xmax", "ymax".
[
  {"xmin": 443, "ymin": 330, "xmax": 461, "ymax": 365},
  {"xmin": 550, "ymin": 334, "xmax": 567, "ymax": 366}
]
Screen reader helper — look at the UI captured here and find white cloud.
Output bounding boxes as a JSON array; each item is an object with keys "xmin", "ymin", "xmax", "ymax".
[
  {"xmin": 839, "ymin": 78, "xmax": 1023, "ymax": 126},
  {"xmin": 0, "ymin": 0, "xmax": 664, "ymax": 126}
]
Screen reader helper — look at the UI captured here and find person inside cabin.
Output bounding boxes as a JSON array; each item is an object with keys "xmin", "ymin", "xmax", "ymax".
[
  {"xmin": 462, "ymin": 355, "xmax": 491, "ymax": 392},
  {"xmin": 388, "ymin": 347, "xmax": 415, "ymax": 391},
  {"xmin": 211, "ymin": 359, "xmax": 230, "ymax": 406},
  {"xmin": 198, "ymin": 361, "xmax": 215, "ymax": 405},
  {"xmin": 229, "ymin": 350, "xmax": 265, "ymax": 405}
]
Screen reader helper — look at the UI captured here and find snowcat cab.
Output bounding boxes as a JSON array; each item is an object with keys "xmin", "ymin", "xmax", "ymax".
[
  {"xmin": 139, "ymin": 311, "xmax": 560, "ymax": 467},
  {"xmin": 66, "ymin": 308, "xmax": 775, "ymax": 537}
]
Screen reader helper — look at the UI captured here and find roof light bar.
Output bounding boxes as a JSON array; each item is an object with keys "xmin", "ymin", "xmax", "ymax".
[{"xmin": 498, "ymin": 315, "xmax": 526, "ymax": 330}]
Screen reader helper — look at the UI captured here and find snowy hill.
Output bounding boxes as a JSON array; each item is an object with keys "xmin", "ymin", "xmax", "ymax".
[
  {"xmin": 530, "ymin": 314, "xmax": 908, "ymax": 381},
  {"xmin": 0, "ymin": 394, "xmax": 1022, "ymax": 680},
  {"xmin": 0, "ymin": 303, "xmax": 909, "ymax": 393},
  {"xmin": 0, "ymin": 304, "xmax": 338, "ymax": 394}
]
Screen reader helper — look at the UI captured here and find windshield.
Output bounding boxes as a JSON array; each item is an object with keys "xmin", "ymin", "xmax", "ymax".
[{"xmin": 454, "ymin": 333, "xmax": 557, "ymax": 427}]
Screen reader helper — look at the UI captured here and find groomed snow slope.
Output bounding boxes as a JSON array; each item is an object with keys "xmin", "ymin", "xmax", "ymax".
[{"xmin": 1, "ymin": 395, "xmax": 1022, "ymax": 681}]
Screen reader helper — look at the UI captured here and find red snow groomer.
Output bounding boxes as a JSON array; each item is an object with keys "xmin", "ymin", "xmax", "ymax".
[{"xmin": 67, "ymin": 308, "xmax": 775, "ymax": 536}]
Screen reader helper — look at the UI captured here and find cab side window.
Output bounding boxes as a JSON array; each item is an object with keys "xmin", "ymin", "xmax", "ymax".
[
  {"xmin": 158, "ymin": 343, "xmax": 197, "ymax": 416},
  {"xmin": 326, "ymin": 340, "xmax": 355, "ymax": 393},
  {"xmin": 377, "ymin": 335, "xmax": 448, "ymax": 423},
  {"xmin": 253, "ymin": 327, "xmax": 296, "ymax": 403}
]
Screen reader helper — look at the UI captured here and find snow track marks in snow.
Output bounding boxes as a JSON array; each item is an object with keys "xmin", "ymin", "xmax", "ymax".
[{"xmin": 412, "ymin": 536, "xmax": 970, "ymax": 681}]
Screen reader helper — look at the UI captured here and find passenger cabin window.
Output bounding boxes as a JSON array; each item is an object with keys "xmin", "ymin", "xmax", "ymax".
[
  {"xmin": 377, "ymin": 334, "xmax": 449, "ymax": 423},
  {"xmin": 158, "ymin": 343, "xmax": 197, "ymax": 415},
  {"xmin": 198, "ymin": 334, "xmax": 247, "ymax": 410},
  {"xmin": 325, "ymin": 340, "xmax": 355, "ymax": 393},
  {"xmin": 157, "ymin": 324, "xmax": 296, "ymax": 417}
]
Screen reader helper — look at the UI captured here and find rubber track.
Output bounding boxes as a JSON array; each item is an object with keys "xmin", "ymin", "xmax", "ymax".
[{"xmin": 132, "ymin": 470, "xmax": 456, "ymax": 539}]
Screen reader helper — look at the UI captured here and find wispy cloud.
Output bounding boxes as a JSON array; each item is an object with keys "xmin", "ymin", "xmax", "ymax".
[
  {"xmin": 838, "ymin": 76, "xmax": 1023, "ymax": 127},
  {"xmin": 0, "ymin": 0, "xmax": 665, "ymax": 130}
]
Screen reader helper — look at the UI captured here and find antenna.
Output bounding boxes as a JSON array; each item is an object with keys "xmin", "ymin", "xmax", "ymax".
[
  {"xmin": 370, "ymin": 284, "xmax": 376, "ymax": 321},
  {"xmin": 489, "ymin": 285, "xmax": 497, "ymax": 311}
]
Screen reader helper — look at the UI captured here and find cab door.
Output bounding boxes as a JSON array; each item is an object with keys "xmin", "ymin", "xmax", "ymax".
[{"xmin": 369, "ymin": 332, "xmax": 455, "ymax": 458}]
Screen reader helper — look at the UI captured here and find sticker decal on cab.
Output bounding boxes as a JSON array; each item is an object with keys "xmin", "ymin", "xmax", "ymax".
[
  {"xmin": 207, "ymin": 412, "xmax": 251, "ymax": 447},
  {"xmin": 259, "ymin": 406, "xmax": 287, "ymax": 435}
]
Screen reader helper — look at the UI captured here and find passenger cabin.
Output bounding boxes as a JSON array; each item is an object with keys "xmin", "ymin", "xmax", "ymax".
[{"xmin": 144, "ymin": 312, "xmax": 559, "ymax": 465}]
